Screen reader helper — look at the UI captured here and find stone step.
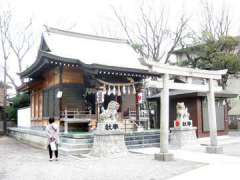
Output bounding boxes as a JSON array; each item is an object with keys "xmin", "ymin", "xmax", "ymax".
[
  {"xmin": 125, "ymin": 133, "xmax": 160, "ymax": 138},
  {"xmin": 58, "ymin": 147, "xmax": 91, "ymax": 155},
  {"xmin": 127, "ymin": 142, "xmax": 160, "ymax": 149},
  {"xmin": 125, "ymin": 136, "xmax": 159, "ymax": 140},
  {"xmin": 125, "ymin": 134, "xmax": 160, "ymax": 139},
  {"xmin": 125, "ymin": 136, "xmax": 160, "ymax": 142},
  {"xmin": 61, "ymin": 133, "xmax": 93, "ymax": 139},
  {"xmin": 60, "ymin": 142, "xmax": 93, "ymax": 149},
  {"xmin": 59, "ymin": 130, "xmax": 161, "ymax": 155},
  {"xmin": 59, "ymin": 141, "xmax": 160, "ymax": 155},
  {"xmin": 61, "ymin": 137, "xmax": 93, "ymax": 144},
  {"xmin": 125, "ymin": 138, "xmax": 160, "ymax": 145},
  {"xmin": 126, "ymin": 132, "xmax": 160, "ymax": 136}
]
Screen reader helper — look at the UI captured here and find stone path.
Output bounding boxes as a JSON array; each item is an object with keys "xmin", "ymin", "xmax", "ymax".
[
  {"xmin": 131, "ymin": 132, "xmax": 240, "ymax": 180},
  {"xmin": 0, "ymin": 136, "xmax": 204, "ymax": 180}
]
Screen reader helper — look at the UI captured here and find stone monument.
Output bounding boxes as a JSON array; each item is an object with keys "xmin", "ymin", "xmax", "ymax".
[
  {"xmin": 170, "ymin": 102, "xmax": 197, "ymax": 148},
  {"xmin": 90, "ymin": 101, "xmax": 128, "ymax": 157}
]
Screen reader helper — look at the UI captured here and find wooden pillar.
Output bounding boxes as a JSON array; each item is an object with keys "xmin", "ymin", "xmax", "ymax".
[
  {"xmin": 206, "ymin": 78, "xmax": 223, "ymax": 153},
  {"xmin": 64, "ymin": 109, "xmax": 68, "ymax": 134},
  {"xmin": 155, "ymin": 73, "xmax": 174, "ymax": 161},
  {"xmin": 59, "ymin": 66, "xmax": 63, "ymax": 118}
]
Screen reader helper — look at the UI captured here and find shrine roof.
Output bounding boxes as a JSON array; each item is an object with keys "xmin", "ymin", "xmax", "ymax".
[{"xmin": 20, "ymin": 26, "xmax": 152, "ymax": 78}]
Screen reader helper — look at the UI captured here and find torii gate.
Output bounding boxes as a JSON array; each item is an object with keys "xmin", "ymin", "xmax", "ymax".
[{"xmin": 141, "ymin": 59, "xmax": 227, "ymax": 161}]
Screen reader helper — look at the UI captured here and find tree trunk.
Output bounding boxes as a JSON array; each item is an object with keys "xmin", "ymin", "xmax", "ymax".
[{"xmin": 3, "ymin": 58, "xmax": 7, "ymax": 134}]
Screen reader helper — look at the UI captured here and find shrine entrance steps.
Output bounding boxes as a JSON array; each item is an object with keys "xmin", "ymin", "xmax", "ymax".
[
  {"xmin": 59, "ymin": 130, "xmax": 160, "ymax": 155},
  {"xmin": 125, "ymin": 130, "xmax": 160, "ymax": 149},
  {"xmin": 59, "ymin": 133, "xmax": 93, "ymax": 155}
]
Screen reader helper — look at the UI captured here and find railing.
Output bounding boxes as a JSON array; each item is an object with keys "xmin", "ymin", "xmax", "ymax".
[
  {"xmin": 124, "ymin": 108, "xmax": 150, "ymax": 132},
  {"xmin": 127, "ymin": 109, "xmax": 138, "ymax": 130},
  {"xmin": 61, "ymin": 109, "xmax": 95, "ymax": 122},
  {"xmin": 61, "ymin": 109, "xmax": 96, "ymax": 133}
]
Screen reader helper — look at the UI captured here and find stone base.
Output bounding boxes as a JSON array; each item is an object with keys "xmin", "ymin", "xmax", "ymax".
[
  {"xmin": 206, "ymin": 146, "xmax": 223, "ymax": 154},
  {"xmin": 7, "ymin": 127, "xmax": 48, "ymax": 149},
  {"xmin": 154, "ymin": 153, "xmax": 174, "ymax": 161},
  {"xmin": 170, "ymin": 127, "xmax": 197, "ymax": 148},
  {"xmin": 89, "ymin": 130, "xmax": 128, "ymax": 157}
]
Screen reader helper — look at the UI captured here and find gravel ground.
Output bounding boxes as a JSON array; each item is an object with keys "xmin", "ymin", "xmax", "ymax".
[
  {"xmin": 222, "ymin": 143, "xmax": 240, "ymax": 157},
  {"xmin": 0, "ymin": 136, "xmax": 205, "ymax": 180}
]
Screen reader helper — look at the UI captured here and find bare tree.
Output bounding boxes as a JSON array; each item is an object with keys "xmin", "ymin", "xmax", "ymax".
[
  {"xmin": 201, "ymin": 1, "xmax": 230, "ymax": 41},
  {"xmin": 7, "ymin": 18, "xmax": 33, "ymax": 84},
  {"xmin": 112, "ymin": 6, "xmax": 189, "ymax": 63},
  {"xmin": 0, "ymin": 8, "xmax": 33, "ymax": 91},
  {"xmin": 0, "ymin": 65, "xmax": 18, "ymax": 90},
  {"xmin": 0, "ymin": 10, "xmax": 11, "ymax": 133}
]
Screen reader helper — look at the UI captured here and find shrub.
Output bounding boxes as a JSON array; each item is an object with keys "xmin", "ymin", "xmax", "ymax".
[{"xmin": 5, "ymin": 93, "xmax": 30, "ymax": 122}]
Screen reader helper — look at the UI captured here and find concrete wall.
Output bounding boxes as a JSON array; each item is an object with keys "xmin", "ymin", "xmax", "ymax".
[
  {"xmin": 17, "ymin": 107, "xmax": 31, "ymax": 128},
  {"xmin": 8, "ymin": 127, "xmax": 48, "ymax": 149}
]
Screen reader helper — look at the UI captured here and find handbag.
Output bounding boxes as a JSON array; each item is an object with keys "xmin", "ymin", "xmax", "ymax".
[{"xmin": 50, "ymin": 141, "xmax": 57, "ymax": 151}]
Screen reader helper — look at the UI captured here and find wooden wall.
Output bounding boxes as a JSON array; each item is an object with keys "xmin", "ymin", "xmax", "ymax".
[
  {"xmin": 61, "ymin": 85, "xmax": 86, "ymax": 111},
  {"xmin": 31, "ymin": 90, "xmax": 43, "ymax": 120},
  {"xmin": 30, "ymin": 66, "xmax": 85, "ymax": 124},
  {"xmin": 42, "ymin": 68, "xmax": 60, "ymax": 88},
  {"xmin": 63, "ymin": 67, "xmax": 84, "ymax": 84}
]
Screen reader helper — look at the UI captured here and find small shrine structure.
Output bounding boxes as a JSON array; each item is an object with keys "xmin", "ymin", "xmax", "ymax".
[{"xmin": 18, "ymin": 26, "xmax": 158, "ymax": 133}]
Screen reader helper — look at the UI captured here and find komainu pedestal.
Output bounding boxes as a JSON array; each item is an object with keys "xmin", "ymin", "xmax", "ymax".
[
  {"xmin": 170, "ymin": 102, "xmax": 198, "ymax": 148},
  {"xmin": 90, "ymin": 128, "xmax": 127, "ymax": 157},
  {"xmin": 89, "ymin": 101, "xmax": 128, "ymax": 157},
  {"xmin": 170, "ymin": 127, "xmax": 197, "ymax": 148}
]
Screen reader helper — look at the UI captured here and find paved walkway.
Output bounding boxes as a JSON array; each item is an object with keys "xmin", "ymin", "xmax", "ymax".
[
  {"xmin": 0, "ymin": 136, "xmax": 203, "ymax": 180},
  {"xmin": 131, "ymin": 131, "xmax": 240, "ymax": 180}
]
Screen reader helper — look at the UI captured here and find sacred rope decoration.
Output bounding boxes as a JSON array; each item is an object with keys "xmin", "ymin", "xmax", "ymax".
[{"xmin": 97, "ymin": 79, "xmax": 139, "ymax": 96}]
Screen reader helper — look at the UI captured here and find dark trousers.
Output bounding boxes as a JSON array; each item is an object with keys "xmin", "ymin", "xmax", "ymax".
[{"xmin": 48, "ymin": 144, "xmax": 58, "ymax": 159}]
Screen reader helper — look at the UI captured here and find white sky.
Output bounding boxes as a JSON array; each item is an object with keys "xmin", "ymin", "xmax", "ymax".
[{"xmin": 1, "ymin": 0, "xmax": 240, "ymax": 95}]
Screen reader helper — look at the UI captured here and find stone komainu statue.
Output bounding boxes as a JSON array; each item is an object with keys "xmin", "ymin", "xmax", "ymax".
[
  {"xmin": 174, "ymin": 102, "xmax": 192, "ymax": 128},
  {"xmin": 90, "ymin": 100, "xmax": 128, "ymax": 157},
  {"xmin": 99, "ymin": 101, "xmax": 120, "ymax": 123}
]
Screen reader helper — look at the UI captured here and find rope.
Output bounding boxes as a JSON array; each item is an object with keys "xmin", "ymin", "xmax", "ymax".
[{"xmin": 96, "ymin": 78, "xmax": 140, "ymax": 86}]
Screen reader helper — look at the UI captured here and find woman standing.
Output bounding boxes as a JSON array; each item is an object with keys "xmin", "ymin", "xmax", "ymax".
[{"xmin": 46, "ymin": 117, "xmax": 60, "ymax": 161}]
